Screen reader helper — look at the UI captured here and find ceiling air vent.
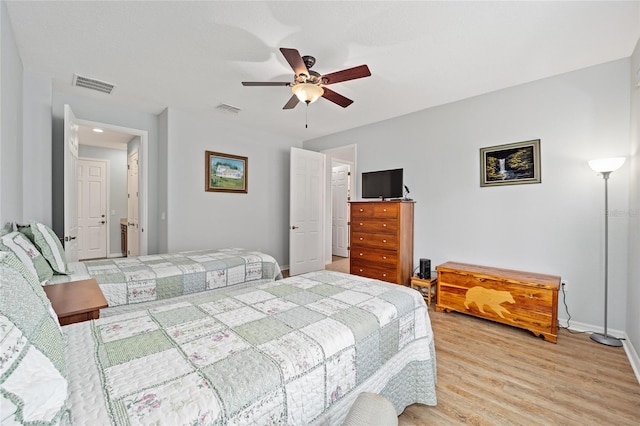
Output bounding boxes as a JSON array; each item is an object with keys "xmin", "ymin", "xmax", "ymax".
[
  {"xmin": 215, "ymin": 103, "xmax": 242, "ymax": 115},
  {"xmin": 72, "ymin": 74, "xmax": 116, "ymax": 94}
]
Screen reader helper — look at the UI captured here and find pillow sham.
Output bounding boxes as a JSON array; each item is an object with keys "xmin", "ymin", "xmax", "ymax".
[
  {"xmin": 0, "ymin": 231, "xmax": 54, "ymax": 283},
  {"xmin": 20, "ymin": 222, "xmax": 68, "ymax": 274},
  {"xmin": 0, "ymin": 251, "xmax": 68, "ymax": 425},
  {"xmin": 0, "ymin": 222, "xmax": 13, "ymax": 237}
]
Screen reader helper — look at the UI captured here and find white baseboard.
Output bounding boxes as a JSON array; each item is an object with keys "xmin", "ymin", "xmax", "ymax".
[
  {"xmin": 558, "ymin": 316, "xmax": 640, "ymax": 385},
  {"xmin": 108, "ymin": 252, "xmax": 125, "ymax": 259}
]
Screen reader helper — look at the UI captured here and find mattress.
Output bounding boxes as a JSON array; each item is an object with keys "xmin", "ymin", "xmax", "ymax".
[
  {"xmin": 63, "ymin": 271, "xmax": 437, "ymax": 425},
  {"xmin": 47, "ymin": 248, "xmax": 282, "ymax": 307}
]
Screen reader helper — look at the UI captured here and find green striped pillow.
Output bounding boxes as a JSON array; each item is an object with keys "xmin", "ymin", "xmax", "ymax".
[
  {"xmin": 28, "ymin": 222, "xmax": 68, "ymax": 274},
  {"xmin": 0, "ymin": 231, "xmax": 54, "ymax": 283}
]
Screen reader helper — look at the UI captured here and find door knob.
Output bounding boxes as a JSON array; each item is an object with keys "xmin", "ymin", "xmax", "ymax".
[
  {"xmin": 100, "ymin": 221, "xmax": 106, "ymax": 224},
  {"xmin": 291, "ymin": 225, "xmax": 299, "ymax": 230}
]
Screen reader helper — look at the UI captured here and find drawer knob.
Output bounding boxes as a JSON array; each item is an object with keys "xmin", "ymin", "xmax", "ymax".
[
  {"xmin": 359, "ymin": 208, "xmax": 364, "ymax": 212},
  {"xmin": 383, "ymin": 224, "xmax": 387, "ymax": 227},
  {"xmin": 359, "ymin": 253, "xmax": 364, "ymax": 256},
  {"xmin": 382, "ymin": 239, "xmax": 387, "ymax": 243},
  {"xmin": 382, "ymin": 256, "xmax": 387, "ymax": 260},
  {"xmin": 360, "ymin": 237, "xmax": 364, "ymax": 241},
  {"xmin": 383, "ymin": 208, "xmax": 387, "ymax": 212},
  {"xmin": 359, "ymin": 269, "xmax": 364, "ymax": 272},
  {"xmin": 359, "ymin": 222, "xmax": 363, "ymax": 226},
  {"xmin": 382, "ymin": 273, "xmax": 387, "ymax": 277}
]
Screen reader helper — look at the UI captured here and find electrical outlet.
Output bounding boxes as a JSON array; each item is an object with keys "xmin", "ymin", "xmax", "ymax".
[{"xmin": 561, "ymin": 279, "xmax": 568, "ymax": 291}]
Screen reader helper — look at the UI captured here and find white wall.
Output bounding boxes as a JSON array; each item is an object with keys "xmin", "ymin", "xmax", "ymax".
[
  {"xmin": 22, "ymin": 70, "xmax": 52, "ymax": 225},
  {"xmin": 165, "ymin": 107, "xmax": 300, "ymax": 267},
  {"xmin": 305, "ymin": 59, "xmax": 631, "ymax": 334},
  {"xmin": 627, "ymin": 39, "xmax": 640, "ymax": 369},
  {"xmin": 0, "ymin": 0, "xmax": 23, "ymax": 225}
]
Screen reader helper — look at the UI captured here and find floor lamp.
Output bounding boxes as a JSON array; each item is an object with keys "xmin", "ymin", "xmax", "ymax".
[{"xmin": 588, "ymin": 157, "xmax": 625, "ymax": 347}]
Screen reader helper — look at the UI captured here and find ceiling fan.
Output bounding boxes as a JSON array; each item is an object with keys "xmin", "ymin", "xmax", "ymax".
[{"xmin": 242, "ymin": 47, "xmax": 371, "ymax": 110}]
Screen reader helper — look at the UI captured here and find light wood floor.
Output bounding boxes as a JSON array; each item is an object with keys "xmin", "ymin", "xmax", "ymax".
[{"xmin": 292, "ymin": 257, "xmax": 640, "ymax": 425}]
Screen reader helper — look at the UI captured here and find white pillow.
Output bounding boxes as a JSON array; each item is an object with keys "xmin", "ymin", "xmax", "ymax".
[
  {"xmin": 0, "ymin": 252, "xmax": 68, "ymax": 424},
  {"xmin": 0, "ymin": 231, "xmax": 53, "ymax": 283},
  {"xmin": 28, "ymin": 221, "xmax": 68, "ymax": 274}
]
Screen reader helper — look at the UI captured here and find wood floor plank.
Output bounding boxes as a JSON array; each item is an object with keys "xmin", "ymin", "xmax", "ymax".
[{"xmin": 399, "ymin": 308, "xmax": 640, "ymax": 425}]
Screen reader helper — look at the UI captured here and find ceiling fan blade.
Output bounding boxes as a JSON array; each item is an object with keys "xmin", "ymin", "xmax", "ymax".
[
  {"xmin": 242, "ymin": 82, "xmax": 290, "ymax": 86},
  {"xmin": 322, "ymin": 65, "xmax": 371, "ymax": 85},
  {"xmin": 322, "ymin": 88, "xmax": 354, "ymax": 108},
  {"xmin": 283, "ymin": 94, "xmax": 299, "ymax": 110},
  {"xmin": 280, "ymin": 47, "xmax": 309, "ymax": 77}
]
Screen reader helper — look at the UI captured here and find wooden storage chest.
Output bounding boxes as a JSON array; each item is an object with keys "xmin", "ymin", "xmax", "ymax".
[
  {"xmin": 349, "ymin": 200, "xmax": 414, "ymax": 285},
  {"xmin": 435, "ymin": 262, "xmax": 560, "ymax": 342}
]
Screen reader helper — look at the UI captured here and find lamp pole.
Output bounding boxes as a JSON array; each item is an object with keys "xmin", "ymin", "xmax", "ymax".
[{"xmin": 590, "ymin": 170, "xmax": 622, "ymax": 347}]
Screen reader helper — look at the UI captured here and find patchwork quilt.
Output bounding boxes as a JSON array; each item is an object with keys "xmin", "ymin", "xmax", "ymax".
[
  {"xmin": 47, "ymin": 248, "xmax": 282, "ymax": 307},
  {"xmin": 63, "ymin": 271, "xmax": 437, "ymax": 425}
]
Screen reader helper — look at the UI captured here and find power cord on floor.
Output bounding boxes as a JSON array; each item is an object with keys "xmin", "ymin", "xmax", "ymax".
[{"xmin": 558, "ymin": 282, "xmax": 591, "ymax": 335}]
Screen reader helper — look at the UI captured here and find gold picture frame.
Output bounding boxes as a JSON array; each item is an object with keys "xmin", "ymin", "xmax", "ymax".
[{"xmin": 205, "ymin": 151, "xmax": 248, "ymax": 193}]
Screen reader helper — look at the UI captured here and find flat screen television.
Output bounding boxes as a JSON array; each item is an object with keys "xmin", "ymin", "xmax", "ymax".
[{"xmin": 361, "ymin": 168, "xmax": 404, "ymax": 199}]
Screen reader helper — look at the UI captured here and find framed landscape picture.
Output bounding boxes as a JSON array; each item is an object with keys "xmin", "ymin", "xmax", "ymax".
[
  {"xmin": 205, "ymin": 151, "xmax": 248, "ymax": 193},
  {"xmin": 480, "ymin": 139, "xmax": 541, "ymax": 187}
]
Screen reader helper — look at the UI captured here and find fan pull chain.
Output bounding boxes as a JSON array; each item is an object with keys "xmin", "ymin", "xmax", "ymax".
[{"xmin": 305, "ymin": 101, "xmax": 310, "ymax": 128}]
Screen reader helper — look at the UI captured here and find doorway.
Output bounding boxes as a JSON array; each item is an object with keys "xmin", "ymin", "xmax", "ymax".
[
  {"xmin": 322, "ymin": 144, "xmax": 356, "ymax": 267},
  {"xmin": 64, "ymin": 108, "xmax": 149, "ymax": 257}
]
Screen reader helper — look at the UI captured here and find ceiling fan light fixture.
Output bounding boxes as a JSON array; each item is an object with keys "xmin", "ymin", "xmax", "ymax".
[{"xmin": 292, "ymin": 83, "xmax": 324, "ymax": 104}]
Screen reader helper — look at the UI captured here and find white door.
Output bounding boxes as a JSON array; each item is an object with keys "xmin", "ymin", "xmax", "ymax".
[
  {"xmin": 127, "ymin": 150, "xmax": 140, "ymax": 257},
  {"xmin": 332, "ymin": 163, "xmax": 350, "ymax": 258},
  {"xmin": 289, "ymin": 147, "xmax": 325, "ymax": 276},
  {"xmin": 63, "ymin": 105, "xmax": 79, "ymax": 261},
  {"xmin": 77, "ymin": 158, "xmax": 108, "ymax": 260}
]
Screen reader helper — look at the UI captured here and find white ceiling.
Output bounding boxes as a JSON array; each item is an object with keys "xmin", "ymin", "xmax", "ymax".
[{"xmin": 6, "ymin": 1, "xmax": 640, "ymax": 143}]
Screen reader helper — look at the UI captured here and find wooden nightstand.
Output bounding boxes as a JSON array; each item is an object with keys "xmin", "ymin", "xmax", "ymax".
[
  {"xmin": 43, "ymin": 278, "xmax": 108, "ymax": 326},
  {"xmin": 411, "ymin": 274, "xmax": 437, "ymax": 306}
]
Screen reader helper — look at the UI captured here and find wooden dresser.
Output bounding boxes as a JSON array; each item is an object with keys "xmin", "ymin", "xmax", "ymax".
[
  {"xmin": 436, "ymin": 262, "xmax": 560, "ymax": 342},
  {"xmin": 349, "ymin": 200, "xmax": 414, "ymax": 285}
]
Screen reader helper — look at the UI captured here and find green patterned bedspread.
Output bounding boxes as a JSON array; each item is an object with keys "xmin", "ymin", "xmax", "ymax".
[
  {"xmin": 48, "ymin": 248, "xmax": 282, "ymax": 307},
  {"xmin": 63, "ymin": 271, "xmax": 437, "ymax": 425}
]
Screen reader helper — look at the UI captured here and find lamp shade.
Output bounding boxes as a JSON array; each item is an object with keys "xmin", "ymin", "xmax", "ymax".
[
  {"xmin": 292, "ymin": 83, "xmax": 324, "ymax": 104},
  {"xmin": 588, "ymin": 157, "xmax": 625, "ymax": 173}
]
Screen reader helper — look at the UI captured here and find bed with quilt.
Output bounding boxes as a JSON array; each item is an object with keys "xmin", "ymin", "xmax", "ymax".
[
  {"xmin": 1, "ymin": 253, "xmax": 437, "ymax": 425},
  {"xmin": 48, "ymin": 247, "xmax": 283, "ymax": 307},
  {"xmin": 1, "ymin": 222, "xmax": 282, "ymax": 308}
]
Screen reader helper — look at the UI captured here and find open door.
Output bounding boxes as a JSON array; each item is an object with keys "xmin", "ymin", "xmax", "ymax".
[
  {"xmin": 63, "ymin": 105, "xmax": 79, "ymax": 261},
  {"xmin": 289, "ymin": 147, "xmax": 325, "ymax": 275},
  {"xmin": 127, "ymin": 150, "xmax": 140, "ymax": 257},
  {"xmin": 331, "ymin": 163, "xmax": 350, "ymax": 258}
]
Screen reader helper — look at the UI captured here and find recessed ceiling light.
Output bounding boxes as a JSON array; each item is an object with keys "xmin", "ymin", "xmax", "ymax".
[{"xmin": 92, "ymin": 128, "xmax": 104, "ymax": 133}]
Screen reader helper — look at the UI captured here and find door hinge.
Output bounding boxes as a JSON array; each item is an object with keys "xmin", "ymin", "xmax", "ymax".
[{"xmin": 347, "ymin": 221, "xmax": 350, "ymax": 226}]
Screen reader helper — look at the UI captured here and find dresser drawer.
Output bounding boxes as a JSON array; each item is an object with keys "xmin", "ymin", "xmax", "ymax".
[
  {"xmin": 351, "ymin": 219, "xmax": 397, "ymax": 234},
  {"xmin": 351, "ymin": 247, "xmax": 397, "ymax": 265},
  {"xmin": 350, "ymin": 259, "xmax": 397, "ymax": 283},
  {"xmin": 351, "ymin": 232, "xmax": 398, "ymax": 249},
  {"xmin": 351, "ymin": 203, "xmax": 398, "ymax": 219}
]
